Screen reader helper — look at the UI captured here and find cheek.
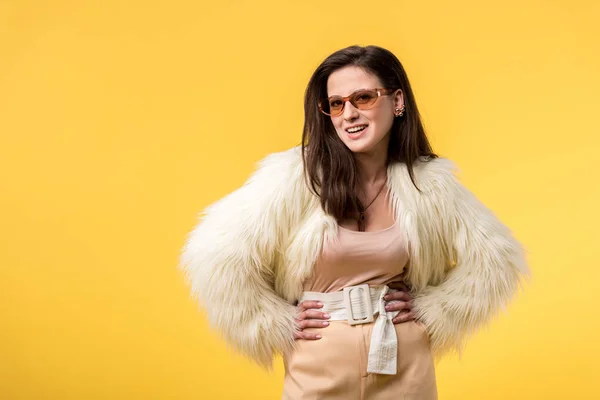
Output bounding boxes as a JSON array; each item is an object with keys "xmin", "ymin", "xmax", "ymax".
[
  {"xmin": 370, "ymin": 111, "xmax": 393, "ymax": 134},
  {"xmin": 332, "ymin": 118, "xmax": 345, "ymax": 136}
]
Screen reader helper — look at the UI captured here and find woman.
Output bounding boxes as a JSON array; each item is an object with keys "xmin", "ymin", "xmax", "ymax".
[{"xmin": 180, "ymin": 45, "xmax": 529, "ymax": 399}]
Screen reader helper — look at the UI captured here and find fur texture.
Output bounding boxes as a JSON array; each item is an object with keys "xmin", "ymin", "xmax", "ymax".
[{"xmin": 179, "ymin": 147, "xmax": 529, "ymax": 369}]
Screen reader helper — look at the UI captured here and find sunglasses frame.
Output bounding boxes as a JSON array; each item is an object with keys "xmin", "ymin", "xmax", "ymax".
[{"xmin": 318, "ymin": 88, "xmax": 396, "ymax": 117}]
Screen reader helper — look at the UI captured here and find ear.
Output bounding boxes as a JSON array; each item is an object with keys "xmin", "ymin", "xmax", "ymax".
[{"xmin": 393, "ymin": 89, "xmax": 404, "ymax": 108}]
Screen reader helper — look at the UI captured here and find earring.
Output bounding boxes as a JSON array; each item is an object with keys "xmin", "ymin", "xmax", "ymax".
[{"xmin": 394, "ymin": 105, "xmax": 405, "ymax": 117}]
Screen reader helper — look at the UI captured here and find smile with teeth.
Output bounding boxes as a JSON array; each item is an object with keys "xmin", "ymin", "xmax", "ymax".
[{"xmin": 347, "ymin": 125, "xmax": 368, "ymax": 133}]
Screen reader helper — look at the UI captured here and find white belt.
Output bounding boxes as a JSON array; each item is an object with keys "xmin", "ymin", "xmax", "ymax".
[{"xmin": 299, "ymin": 284, "xmax": 399, "ymax": 375}]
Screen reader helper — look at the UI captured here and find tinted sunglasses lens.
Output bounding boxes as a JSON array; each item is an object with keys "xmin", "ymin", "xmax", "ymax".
[
  {"xmin": 326, "ymin": 97, "xmax": 344, "ymax": 116},
  {"xmin": 353, "ymin": 90, "xmax": 378, "ymax": 109},
  {"xmin": 321, "ymin": 90, "xmax": 379, "ymax": 116}
]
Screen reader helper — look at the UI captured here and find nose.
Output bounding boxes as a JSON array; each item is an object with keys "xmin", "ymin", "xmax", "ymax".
[{"xmin": 342, "ymin": 100, "xmax": 359, "ymax": 120}]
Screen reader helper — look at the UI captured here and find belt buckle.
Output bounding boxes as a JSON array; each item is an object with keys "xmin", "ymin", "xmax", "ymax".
[{"xmin": 343, "ymin": 284, "xmax": 374, "ymax": 326}]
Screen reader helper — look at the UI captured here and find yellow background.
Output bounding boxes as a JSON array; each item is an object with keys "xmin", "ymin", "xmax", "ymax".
[{"xmin": 1, "ymin": 0, "xmax": 599, "ymax": 398}]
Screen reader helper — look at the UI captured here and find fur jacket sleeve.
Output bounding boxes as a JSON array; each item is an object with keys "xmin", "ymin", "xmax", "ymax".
[
  {"xmin": 179, "ymin": 149, "xmax": 308, "ymax": 369},
  {"xmin": 402, "ymin": 158, "xmax": 530, "ymax": 355}
]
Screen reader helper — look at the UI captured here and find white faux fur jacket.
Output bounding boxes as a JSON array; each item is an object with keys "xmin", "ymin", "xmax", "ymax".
[{"xmin": 179, "ymin": 146, "xmax": 529, "ymax": 370}]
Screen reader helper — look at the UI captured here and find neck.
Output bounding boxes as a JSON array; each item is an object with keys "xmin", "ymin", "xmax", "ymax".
[{"xmin": 354, "ymin": 149, "xmax": 388, "ymax": 186}]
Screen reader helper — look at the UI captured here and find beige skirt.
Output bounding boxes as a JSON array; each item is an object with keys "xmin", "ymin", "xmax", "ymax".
[{"xmin": 282, "ymin": 319, "xmax": 437, "ymax": 400}]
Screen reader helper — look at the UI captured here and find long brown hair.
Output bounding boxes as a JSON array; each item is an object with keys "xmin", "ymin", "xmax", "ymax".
[{"xmin": 301, "ymin": 45, "xmax": 438, "ymax": 222}]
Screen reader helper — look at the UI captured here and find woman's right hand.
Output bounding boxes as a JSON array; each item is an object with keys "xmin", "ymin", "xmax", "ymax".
[{"xmin": 293, "ymin": 300, "xmax": 331, "ymax": 340}]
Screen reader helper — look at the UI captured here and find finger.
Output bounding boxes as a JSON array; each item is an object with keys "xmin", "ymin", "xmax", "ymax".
[
  {"xmin": 297, "ymin": 309, "xmax": 330, "ymax": 321},
  {"xmin": 383, "ymin": 291, "xmax": 412, "ymax": 302},
  {"xmin": 384, "ymin": 291, "xmax": 412, "ymax": 301},
  {"xmin": 302, "ymin": 331, "xmax": 323, "ymax": 340},
  {"xmin": 384, "ymin": 300, "xmax": 413, "ymax": 312},
  {"xmin": 296, "ymin": 319, "xmax": 330, "ymax": 329},
  {"xmin": 296, "ymin": 319, "xmax": 329, "ymax": 330},
  {"xmin": 294, "ymin": 330, "xmax": 323, "ymax": 340},
  {"xmin": 298, "ymin": 300, "xmax": 323, "ymax": 312},
  {"xmin": 392, "ymin": 311, "xmax": 415, "ymax": 324}
]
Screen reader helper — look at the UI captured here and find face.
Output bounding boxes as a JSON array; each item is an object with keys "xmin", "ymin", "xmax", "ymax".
[{"xmin": 325, "ymin": 66, "xmax": 404, "ymax": 156}]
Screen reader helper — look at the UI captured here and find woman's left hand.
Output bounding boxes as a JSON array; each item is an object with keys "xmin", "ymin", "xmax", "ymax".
[{"xmin": 383, "ymin": 281, "xmax": 415, "ymax": 324}]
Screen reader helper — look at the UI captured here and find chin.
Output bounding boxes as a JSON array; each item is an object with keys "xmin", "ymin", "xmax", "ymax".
[{"xmin": 344, "ymin": 141, "xmax": 375, "ymax": 154}]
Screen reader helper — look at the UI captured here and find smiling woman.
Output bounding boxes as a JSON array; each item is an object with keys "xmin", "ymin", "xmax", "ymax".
[{"xmin": 180, "ymin": 45, "xmax": 529, "ymax": 400}]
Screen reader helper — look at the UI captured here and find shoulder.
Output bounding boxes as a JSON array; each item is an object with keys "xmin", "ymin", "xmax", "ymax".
[
  {"xmin": 389, "ymin": 156, "xmax": 461, "ymax": 194},
  {"xmin": 257, "ymin": 146, "xmax": 303, "ymax": 168},
  {"xmin": 413, "ymin": 157, "xmax": 458, "ymax": 183},
  {"xmin": 249, "ymin": 146, "xmax": 304, "ymax": 182},
  {"xmin": 236, "ymin": 146, "xmax": 308, "ymax": 207},
  {"xmin": 198, "ymin": 147, "xmax": 307, "ymax": 229}
]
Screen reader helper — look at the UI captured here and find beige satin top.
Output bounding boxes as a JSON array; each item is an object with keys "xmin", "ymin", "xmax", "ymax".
[{"xmin": 302, "ymin": 220, "xmax": 409, "ymax": 293}]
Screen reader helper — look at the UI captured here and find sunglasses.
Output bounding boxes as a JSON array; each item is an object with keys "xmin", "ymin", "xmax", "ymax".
[{"xmin": 318, "ymin": 88, "xmax": 395, "ymax": 117}]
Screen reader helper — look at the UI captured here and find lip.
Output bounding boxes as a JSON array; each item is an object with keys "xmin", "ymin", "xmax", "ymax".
[{"xmin": 345, "ymin": 124, "xmax": 368, "ymax": 140}]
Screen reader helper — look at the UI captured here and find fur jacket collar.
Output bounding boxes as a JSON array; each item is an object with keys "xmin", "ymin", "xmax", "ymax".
[{"xmin": 180, "ymin": 147, "xmax": 529, "ymax": 369}]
